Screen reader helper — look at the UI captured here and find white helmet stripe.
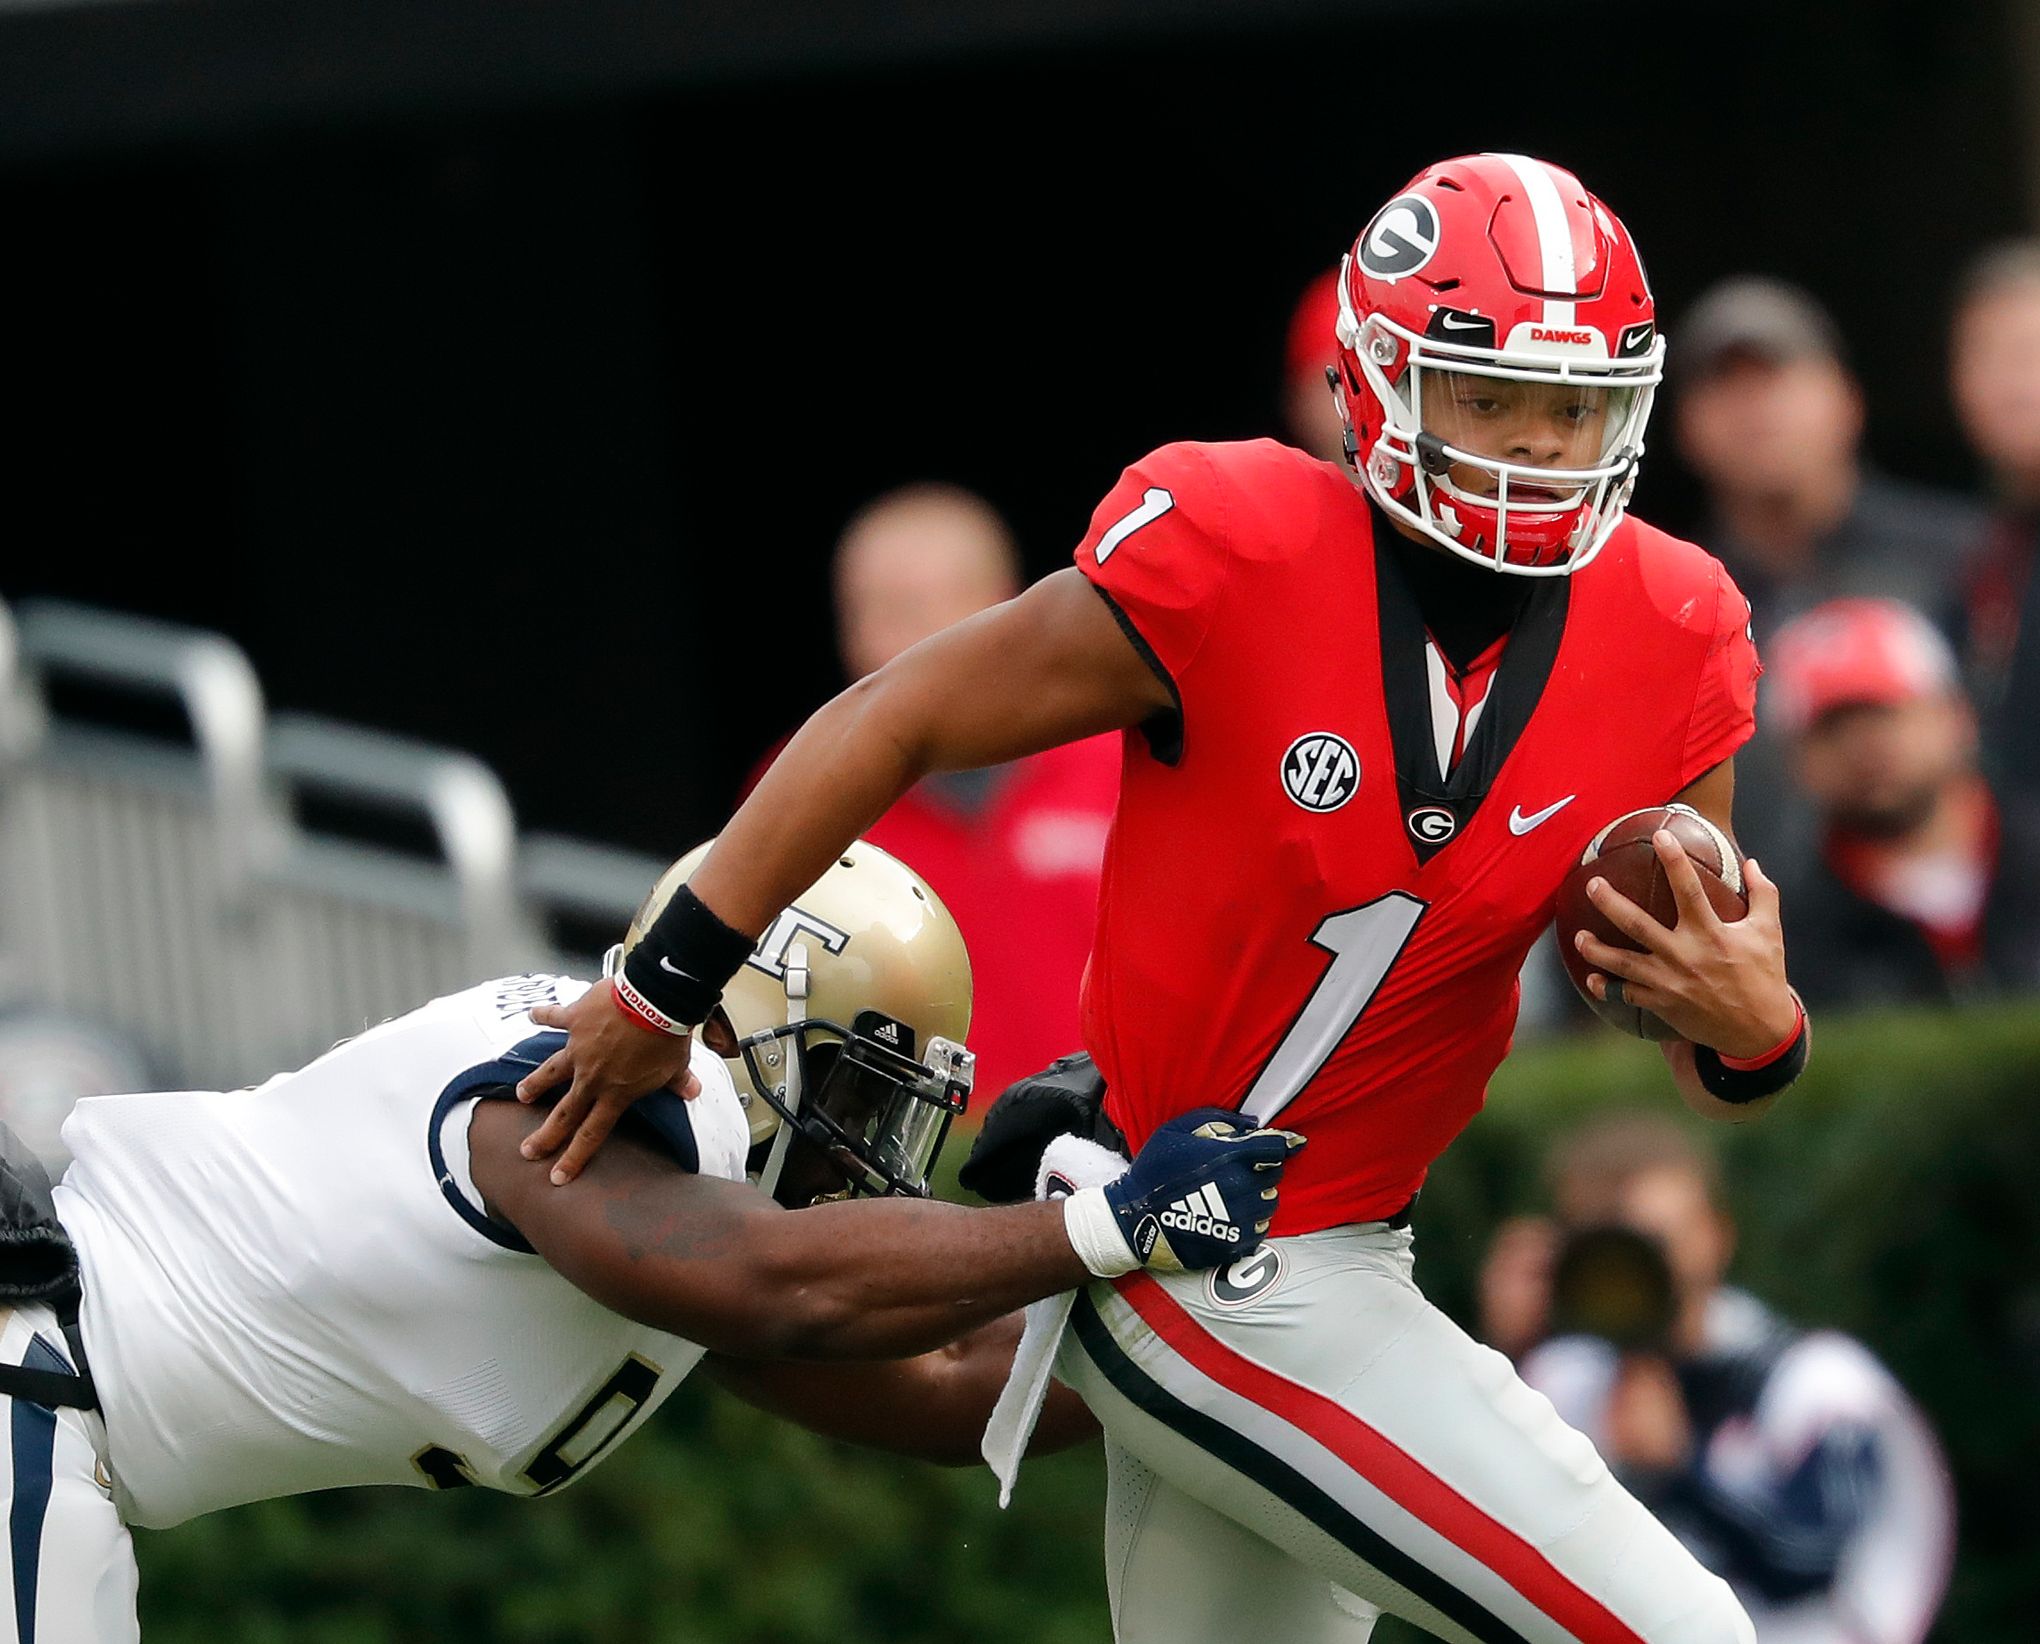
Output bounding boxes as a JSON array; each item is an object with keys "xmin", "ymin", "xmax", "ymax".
[{"xmin": 1489, "ymin": 152, "xmax": 1576, "ymax": 327}]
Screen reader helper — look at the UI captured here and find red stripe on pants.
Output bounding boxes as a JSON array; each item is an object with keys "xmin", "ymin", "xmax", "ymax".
[{"xmin": 1113, "ymin": 1272, "xmax": 1646, "ymax": 1644}]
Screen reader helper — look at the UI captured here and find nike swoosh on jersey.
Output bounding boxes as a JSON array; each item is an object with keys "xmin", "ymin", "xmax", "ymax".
[{"xmin": 1508, "ymin": 795, "xmax": 1576, "ymax": 835}]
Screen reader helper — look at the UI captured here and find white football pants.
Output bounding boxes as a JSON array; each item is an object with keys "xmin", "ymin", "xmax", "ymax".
[
  {"xmin": 0, "ymin": 1306, "xmax": 138, "ymax": 1644},
  {"xmin": 1056, "ymin": 1224, "xmax": 1755, "ymax": 1644}
]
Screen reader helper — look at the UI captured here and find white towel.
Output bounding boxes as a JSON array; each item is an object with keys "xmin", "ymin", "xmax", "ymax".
[{"xmin": 979, "ymin": 1132, "xmax": 1128, "ymax": 1506}]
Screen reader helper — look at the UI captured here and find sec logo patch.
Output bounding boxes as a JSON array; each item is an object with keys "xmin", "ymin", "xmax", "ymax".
[
  {"xmin": 1282, "ymin": 733, "xmax": 1359, "ymax": 813},
  {"xmin": 1207, "ymin": 1244, "xmax": 1286, "ymax": 1310}
]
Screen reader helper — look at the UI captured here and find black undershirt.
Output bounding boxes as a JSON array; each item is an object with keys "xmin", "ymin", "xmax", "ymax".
[
  {"xmin": 1364, "ymin": 497, "xmax": 1572, "ymax": 863},
  {"xmin": 1375, "ymin": 509, "xmax": 1529, "ymax": 669}
]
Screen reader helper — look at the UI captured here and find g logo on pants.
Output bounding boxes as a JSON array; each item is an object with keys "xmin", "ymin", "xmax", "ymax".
[{"xmin": 1206, "ymin": 1244, "xmax": 1285, "ymax": 1310}]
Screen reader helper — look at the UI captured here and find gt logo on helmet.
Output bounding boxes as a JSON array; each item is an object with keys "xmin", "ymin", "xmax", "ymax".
[
  {"xmin": 1358, "ymin": 195, "xmax": 1441, "ymax": 280},
  {"xmin": 746, "ymin": 908, "xmax": 851, "ymax": 980}
]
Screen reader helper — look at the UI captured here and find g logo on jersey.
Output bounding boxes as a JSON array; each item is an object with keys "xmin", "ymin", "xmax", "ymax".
[
  {"xmin": 1282, "ymin": 733, "xmax": 1360, "ymax": 813},
  {"xmin": 1358, "ymin": 195, "xmax": 1441, "ymax": 280},
  {"xmin": 1407, "ymin": 806, "xmax": 1457, "ymax": 844},
  {"xmin": 1207, "ymin": 1244, "xmax": 1285, "ymax": 1310}
]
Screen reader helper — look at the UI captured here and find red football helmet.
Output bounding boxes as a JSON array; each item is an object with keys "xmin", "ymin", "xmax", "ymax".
[{"xmin": 1331, "ymin": 153, "xmax": 1664, "ymax": 575}]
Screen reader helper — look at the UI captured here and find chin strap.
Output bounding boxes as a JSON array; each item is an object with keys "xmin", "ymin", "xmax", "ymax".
[
  {"xmin": 754, "ymin": 942, "xmax": 810, "ymax": 1199},
  {"xmin": 1330, "ymin": 367, "xmax": 1362, "ymax": 471}
]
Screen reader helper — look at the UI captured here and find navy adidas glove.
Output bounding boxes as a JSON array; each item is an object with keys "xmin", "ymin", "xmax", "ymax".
[{"xmin": 1063, "ymin": 1106, "xmax": 1305, "ymax": 1277}]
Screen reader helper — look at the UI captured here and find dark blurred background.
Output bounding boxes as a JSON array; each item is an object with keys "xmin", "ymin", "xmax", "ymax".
[{"xmin": 5, "ymin": 0, "xmax": 2025, "ymax": 852}]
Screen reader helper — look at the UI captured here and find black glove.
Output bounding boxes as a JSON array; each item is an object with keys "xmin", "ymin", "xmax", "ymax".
[
  {"xmin": 0, "ymin": 1119, "xmax": 80, "ymax": 1306},
  {"xmin": 958, "ymin": 1050, "xmax": 1109, "ymax": 1203}
]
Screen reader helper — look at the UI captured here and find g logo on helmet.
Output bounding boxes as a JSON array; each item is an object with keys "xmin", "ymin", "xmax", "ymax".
[
  {"xmin": 1407, "ymin": 806, "xmax": 1457, "ymax": 844},
  {"xmin": 1282, "ymin": 733, "xmax": 1360, "ymax": 813},
  {"xmin": 1358, "ymin": 194, "xmax": 1441, "ymax": 280}
]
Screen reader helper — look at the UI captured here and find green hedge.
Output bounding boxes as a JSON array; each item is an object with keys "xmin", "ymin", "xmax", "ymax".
[{"xmin": 135, "ymin": 1006, "xmax": 2040, "ymax": 1642}]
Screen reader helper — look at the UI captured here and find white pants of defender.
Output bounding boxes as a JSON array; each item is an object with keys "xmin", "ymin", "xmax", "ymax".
[
  {"xmin": 1055, "ymin": 1224, "xmax": 1754, "ymax": 1644},
  {"xmin": 0, "ymin": 1307, "xmax": 138, "ymax": 1644}
]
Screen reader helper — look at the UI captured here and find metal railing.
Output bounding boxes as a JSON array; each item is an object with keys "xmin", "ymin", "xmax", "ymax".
[
  {"xmin": 519, "ymin": 832, "xmax": 667, "ymax": 977},
  {"xmin": 0, "ymin": 601, "xmax": 674, "ymax": 1095},
  {"xmin": 259, "ymin": 713, "xmax": 544, "ymax": 1069},
  {"xmin": 0, "ymin": 600, "xmax": 275, "ymax": 1086}
]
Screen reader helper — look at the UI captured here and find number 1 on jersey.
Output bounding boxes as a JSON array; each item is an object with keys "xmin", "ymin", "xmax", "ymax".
[
  {"xmin": 1240, "ymin": 894, "xmax": 1426, "ymax": 1125},
  {"xmin": 1094, "ymin": 487, "xmax": 1175, "ymax": 563}
]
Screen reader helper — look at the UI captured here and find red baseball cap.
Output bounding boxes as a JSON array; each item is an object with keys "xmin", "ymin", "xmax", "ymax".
[
  {"xmin": 1285, "ymin": 267, "xmax": 1343, "ymax": 386},
  {"xmin": 1767, "ymin": 598, "xmax": 1960, "ymax": 734}
]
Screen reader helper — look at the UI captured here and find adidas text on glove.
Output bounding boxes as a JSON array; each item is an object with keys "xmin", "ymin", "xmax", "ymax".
[{"xmin": 1064, "ymin": 1107, "xmax": 1304, "ymax": 1278}]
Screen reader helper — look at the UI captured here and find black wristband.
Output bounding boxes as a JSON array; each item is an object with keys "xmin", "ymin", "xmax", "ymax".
[
  {"xmin": 1693, "ymin": 1016, "xmax": 1809, "ymax": 1104},
  {"xmin": 620, "ymin": 885, "xmax": 758, "ymax": 1027}
]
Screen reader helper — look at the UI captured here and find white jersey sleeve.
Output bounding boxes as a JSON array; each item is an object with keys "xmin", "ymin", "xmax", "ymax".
[{"xmin": 54, "ymin": 975, "xmax": 751, "ymax": 1529}]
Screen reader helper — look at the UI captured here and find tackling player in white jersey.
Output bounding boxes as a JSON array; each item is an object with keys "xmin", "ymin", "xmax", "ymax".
[{"xmin": 0, "ymin": 842, "xmax": 1300, "ymax": 1642}]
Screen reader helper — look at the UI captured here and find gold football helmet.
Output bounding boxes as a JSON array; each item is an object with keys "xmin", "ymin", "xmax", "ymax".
[{"xmin": 613, "ymin": 839, "xmax": 974, "ymax": 1198}]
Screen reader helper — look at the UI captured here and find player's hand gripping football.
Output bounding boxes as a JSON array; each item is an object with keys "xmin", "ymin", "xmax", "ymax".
[
  {"xmin": 1571, "ymin": 829, "xmax": 1796, "ymax": 1059},
  {"xmin": 515, "ymin": 987, "xmax": 701, "ymax": 1185},
  {"xmin": 1084, "ymin": 1108, "xmax": 1305, "ymax": 1275}
]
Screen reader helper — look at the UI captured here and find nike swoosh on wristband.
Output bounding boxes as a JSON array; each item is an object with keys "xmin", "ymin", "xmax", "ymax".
[
  {"xmin": 1508, "ymin": 795, "xmax": 1576, "ymax": 835},
  {"xmin": 657, "ymin": 956, "xmax": 698, "ymax": 978}
]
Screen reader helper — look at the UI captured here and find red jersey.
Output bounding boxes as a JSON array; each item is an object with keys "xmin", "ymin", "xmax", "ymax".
[{"xmin": 1074, "ymin": 440, "xmax": 1760, "ymax": 1233}]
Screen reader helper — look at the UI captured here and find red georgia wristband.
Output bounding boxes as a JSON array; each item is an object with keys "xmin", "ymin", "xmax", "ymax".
[
  {"xmin": 609, "ymin": 975, "xmax": 689, "ymax": 1038},
  {"xmin": 1718, "ymin": 997, "xmax": 1807, "ymax": 1071}
]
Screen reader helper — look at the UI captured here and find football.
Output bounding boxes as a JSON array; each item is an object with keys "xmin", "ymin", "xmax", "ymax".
[{"xmin": 1555, "ymin": 804, "xmax": 1748, "ymax": 1040}]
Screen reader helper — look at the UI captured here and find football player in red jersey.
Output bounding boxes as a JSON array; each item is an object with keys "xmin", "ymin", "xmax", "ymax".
[{"xmin": 518, "ymin": 155, "xmax": 1802, "ymax": 1642}]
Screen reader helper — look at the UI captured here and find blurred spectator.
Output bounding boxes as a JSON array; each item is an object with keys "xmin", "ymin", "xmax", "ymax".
[
  {"xmin": 1475, "ymin": 1212, "xmax": 1561, "ymax": 1359},
  {"xmin": 754, "ymin": 484, "xmax": 1118, "ymax": 1099},
  {"xmin": 1673, "ymin": 277, "xmax": 1984, "ymax": 869},
  {"xmin": 1768, "ymin": 597, "xmax": 2040, "ymax": 1008},
  {"xmin": 1283, "ymin": 267, "xmax": 1348, "ymax": 463},
  {"xmin": 1950, "ymin": 241, "xmax": 2040, "ymax": 797},
  {"xmin": 831, "ymin": 483, "xmax": 1020, "ymax": 685},
  {"xmin": 1519, "ymin": 1113, "xmax": 1955, "ymax": 1644},
  {"xmin": 1674, "ymin": 277, "xmax": 1983, "ymax": 634}
]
